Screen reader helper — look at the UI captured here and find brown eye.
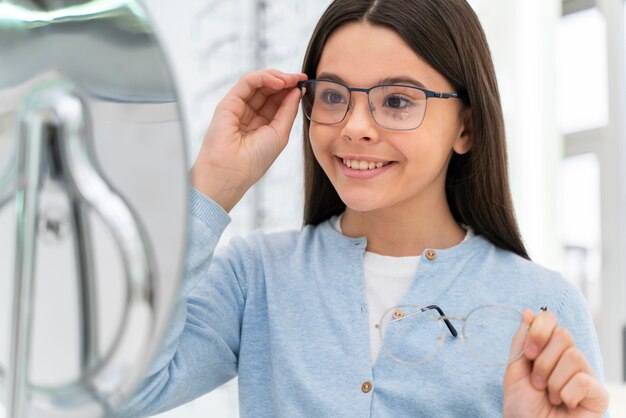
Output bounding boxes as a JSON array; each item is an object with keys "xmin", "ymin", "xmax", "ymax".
[{"xmin": 383, "ymin": 95, "xmax": 411, "ymax": 109}]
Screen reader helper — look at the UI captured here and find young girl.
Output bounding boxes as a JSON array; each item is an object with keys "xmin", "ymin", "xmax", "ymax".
[{"xmin": 116, "ymin": 0, "xmax": 609, "ymax": 416}]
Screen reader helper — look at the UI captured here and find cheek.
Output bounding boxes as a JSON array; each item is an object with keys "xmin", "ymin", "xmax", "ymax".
[
  {"xmin": 413, "ymin": 123, "xmax": 459, "ymax": 161},
  {"xmin": 422, "ymin": 105, "xmax": 464, "ymax": 144},
  {"xmin": 309, "ymin": 125, "xmax": 336, "ymax": 163},
  {"xmin": 308, "ymin": 129, "xmax": 323, "ymax": 164},
  {"xmin": 393, "ymin": 141, "xmax": 453, "ymax": 184}
]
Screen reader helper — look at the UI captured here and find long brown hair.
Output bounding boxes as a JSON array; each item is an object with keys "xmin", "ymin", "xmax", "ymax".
[{"xmin": 301, "ymin": 0, "xmax": 529, "ymax": 260}]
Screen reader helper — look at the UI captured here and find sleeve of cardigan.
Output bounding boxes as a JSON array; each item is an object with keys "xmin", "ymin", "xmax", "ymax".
[{"xmin": 111, "ymin": 187, "xmax": 252, "ymax": 417}]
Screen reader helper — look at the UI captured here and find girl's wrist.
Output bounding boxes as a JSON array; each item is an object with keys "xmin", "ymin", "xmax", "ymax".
[{"xmin": 190, "ymin": 165, "xmax": 248, "ymax": 213}]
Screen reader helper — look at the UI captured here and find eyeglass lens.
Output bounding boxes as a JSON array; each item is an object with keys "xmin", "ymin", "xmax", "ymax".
[
  {"xmin": 380, "ymin": 305, "xmax": 525, "ymax": 367},
  {"xmin": 300, "ymin": 80, "xmax": 428, "ymax": 130},
  {"xmin": 381, "ymin": 306, "xmax": 443, "ymax": 364},
  {"xmin": 463, "ymin": 306, "xmax": 524, "ymax": 366}
]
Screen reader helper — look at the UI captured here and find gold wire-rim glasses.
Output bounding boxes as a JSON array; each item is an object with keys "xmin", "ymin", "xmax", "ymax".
[{"xmin": 378, "ymin": 304, "xmax": 532, "ymax": 367}]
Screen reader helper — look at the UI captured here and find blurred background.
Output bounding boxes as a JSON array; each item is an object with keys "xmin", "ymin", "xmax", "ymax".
[{"xmin": 1, "ymin": 0, "xmax": 626, "ymax": 416}]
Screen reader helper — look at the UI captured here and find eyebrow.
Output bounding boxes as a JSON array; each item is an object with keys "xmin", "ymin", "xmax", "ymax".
[{"xmin": 316, "ymin": 72, "xmax": 426, "ymax": 88}]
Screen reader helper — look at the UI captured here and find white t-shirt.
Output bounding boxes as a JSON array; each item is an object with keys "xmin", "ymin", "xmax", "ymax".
[{"xmin": 330, "ymin": 214, "xmax": 474, "ymax": 365}]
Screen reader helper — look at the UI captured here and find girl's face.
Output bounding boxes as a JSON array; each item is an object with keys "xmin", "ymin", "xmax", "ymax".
[{"xmin": 310, "ymin": 22, "xmax": 472, "ymax": 214}]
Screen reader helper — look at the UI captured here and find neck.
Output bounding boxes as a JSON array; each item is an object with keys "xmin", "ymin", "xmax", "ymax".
[{"xmin": 340, "ymin": 197, "xmax": 466, "ymax": 257}]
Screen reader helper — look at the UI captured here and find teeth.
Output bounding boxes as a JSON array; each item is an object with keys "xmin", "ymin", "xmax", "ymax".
[{"xmin": 342, "ymin": 159, "xmax": 387, "ymax": 170}]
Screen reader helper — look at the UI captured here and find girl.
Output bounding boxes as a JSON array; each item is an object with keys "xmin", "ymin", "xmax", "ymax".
[{"xmin": 117, "ymin": 0, "xmax": 609, "ymax": 416}]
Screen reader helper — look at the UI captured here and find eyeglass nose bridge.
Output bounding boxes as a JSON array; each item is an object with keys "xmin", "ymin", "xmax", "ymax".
[{"xmin": 344, "ymin": 86, "xmax": 378, "ymax": 119}]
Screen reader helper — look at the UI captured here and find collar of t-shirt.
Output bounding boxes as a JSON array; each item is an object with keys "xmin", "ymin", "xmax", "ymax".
[{"xmin": 328, "ymin": 213, "xmax": 474, "ymax": 365}]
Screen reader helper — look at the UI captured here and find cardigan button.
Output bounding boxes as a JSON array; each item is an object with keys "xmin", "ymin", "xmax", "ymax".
[
  {"xmin": 425, "ymin": 249, "xmax": 437, "ymax": 261},
  {"xmin": 361, "ymin": 381, "xmax": 372, "ymax": 393},
  {"xmin": 392, "ymin": 309, "xmax": 405, "ymax": 320}
]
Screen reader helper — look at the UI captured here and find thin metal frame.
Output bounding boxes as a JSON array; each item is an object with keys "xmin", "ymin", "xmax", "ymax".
[
  {"xmin": 379, "ymin": 304, "xmax": 528, "ymax": 367},
  {"xmin": 297, "ymin": 79, "xmax": 462, "ymax": 131}
]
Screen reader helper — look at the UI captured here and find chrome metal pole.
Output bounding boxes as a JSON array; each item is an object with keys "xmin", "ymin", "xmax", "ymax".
[
  {"xmin": 8, "ymin": 107, "xmax": 49, "ymax": 418},
  {"xmin": 46, "ymin": 124, "xmax": 100, "ymax": 375},
  {"xmin": 0, "ymin": 161, "xmax": 15, "ymax": 210},
  {"xmin": 71, "ymin": 197, "xmax": 100, "ymax": 374}
]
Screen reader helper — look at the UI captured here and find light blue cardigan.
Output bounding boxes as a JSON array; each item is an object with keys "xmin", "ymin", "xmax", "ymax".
[{"xmin": 114, "ymin": 188, "xmax": 605, "ymax": 418}]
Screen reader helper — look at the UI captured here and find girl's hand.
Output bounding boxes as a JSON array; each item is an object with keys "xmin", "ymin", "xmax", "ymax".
[
  {"xmin": 503, "ymin": 310, "xmax": 609, "ymax": 417},
  {"xmin": 191, "ymin": 69, "xmax": 307, "ymax": 212}
]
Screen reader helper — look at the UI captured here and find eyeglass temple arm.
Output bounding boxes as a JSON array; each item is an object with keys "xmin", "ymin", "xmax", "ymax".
[
  {"xmin": 423, "ymin": 305, "xmax": 458, "ymax": 337},
  {"xmin": 433, "ymin": 92, "xmax": 459, "ymax": 99}
]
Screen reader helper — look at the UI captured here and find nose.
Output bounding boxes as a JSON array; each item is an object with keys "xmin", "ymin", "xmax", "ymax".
[{"xmin": 341, "ymin": 92, "xmax": 379, "ymax": 142}]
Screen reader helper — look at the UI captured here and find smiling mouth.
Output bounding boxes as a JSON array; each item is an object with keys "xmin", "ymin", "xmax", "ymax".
[{"xmin": 340, "ymin": 158, "xmax": 395, "ymax": 171}]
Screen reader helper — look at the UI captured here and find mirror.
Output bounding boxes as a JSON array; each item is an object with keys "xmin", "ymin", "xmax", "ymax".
[{"xmin": 0, "ymin": 1, "xmax": 188, "ymax": 416}]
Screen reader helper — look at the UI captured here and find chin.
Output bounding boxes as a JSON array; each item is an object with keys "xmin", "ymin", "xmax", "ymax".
[{"xmin": 337, "ymin": 191, "xmax": 387, "ymax": 213}]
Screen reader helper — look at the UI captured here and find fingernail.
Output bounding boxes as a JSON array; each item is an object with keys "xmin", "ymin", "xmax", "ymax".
[
  {"xmin": 525, "ymin": 344, "xmax": 538, "ymax": 358},
  {"xmin": 531, "ymin": 375, "xmax": 544, "ymax": 389}
]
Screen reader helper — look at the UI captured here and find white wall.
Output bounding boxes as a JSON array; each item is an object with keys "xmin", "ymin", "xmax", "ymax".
[{"xmin": 476, "ymin": 0, "xmax": 563, "ymax": 269}]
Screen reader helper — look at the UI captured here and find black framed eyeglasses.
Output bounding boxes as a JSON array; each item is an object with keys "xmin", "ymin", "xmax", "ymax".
[{"xmin": 297, "ymin": 79, "xmax": 462, "ymax": 131}]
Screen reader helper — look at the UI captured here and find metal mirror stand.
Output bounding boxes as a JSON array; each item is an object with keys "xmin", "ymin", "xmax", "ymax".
[{"xmin": 0, "ymin": 1, "xmax": 188, "ymax": 417}]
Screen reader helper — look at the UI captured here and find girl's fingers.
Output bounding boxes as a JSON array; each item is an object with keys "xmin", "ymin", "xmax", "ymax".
[
  {"xmin": 247, "ymin": 72, "xmax": 305, "ymax": 112},
  {"xmin": 509, "ymin": 312, "xmax": 531, "ymax": 361},
  {"xmin": 220, "ymin": 71, "xmax": 285, "ymax": 121},
  {"xmin": 270, "ymin": 87, "xmax": 302, "ymax": 145},
  {"xmin": 505, "ymin": 309, "xmax": 609, "ymax": 415},
  {"xmin": 502, "ymin": 311, "xmax": 533, "ymax": 389},
  {"xmin": 223, "ymin": 71, "xmax": 305, "ymax": 126},
  {"xmin": 257, "ymin": 89, "xmax": 296, "ymax": 124},
  {"xmin": 545, "ymin": 346, "xmax": 587, "ymax": 405},
  {"xmin": 524, "ymin": 310, "xmax": 558, "ymax": 360},
  {"xmin": 244, "ymin": 88, "xmax": 297, "ymax": 132},
  {"xmin": 526, "ymin": 314, "xmax": 599, "ymax": 408},
  {"xmin": 530, "ymin": 327, "xmax": 575, "ymax": 390},
  {"xmin": 560, "ymin": 371, "xmax": 610, "ymax": 412},
  {"xmin": 240, "ymin": 88, "xmax": 301, "ymax": 151},
  {"xmin": 229, "ymin": 70, "xmax": 286, "ymax": 103}
]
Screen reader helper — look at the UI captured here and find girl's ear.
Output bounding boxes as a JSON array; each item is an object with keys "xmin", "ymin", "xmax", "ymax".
[{"xmin": 453, "ymin": 108, "xmax": 473, "ymax": 155}]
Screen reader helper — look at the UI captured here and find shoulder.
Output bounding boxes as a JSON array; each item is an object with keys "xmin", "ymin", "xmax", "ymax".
[
  {"xmin": 478, "ymin": 238, "xmax": 567, "ymax": 291},
  {"xmin": 240, "ymin": 222, "xmax": 318, "ymax": 250},
  {"xmin": 485, "ymin": 242, "xmax": 604, "ymax": 379},
  {"xmin": 471, "ymin": 239, "xmax": 602, "ymax": 374},
  {"xmin": 212, "ymin": 222, "xmax": 340, "ymax": 297},
  {"xmin": 465, "ymin": 237, "xmax": 583, "ymax": 314},
  {"xmin": 217, "ymin": 221, "xmax": 333, "ymax": 266}
]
